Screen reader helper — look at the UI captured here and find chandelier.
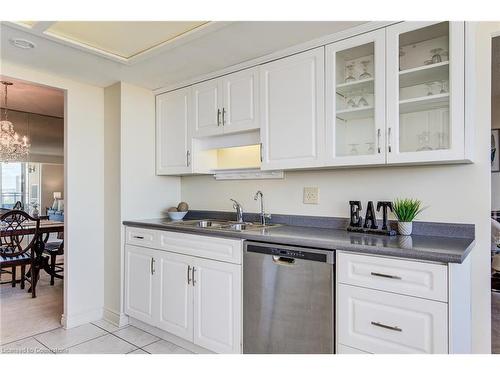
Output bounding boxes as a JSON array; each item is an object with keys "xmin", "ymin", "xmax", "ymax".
[{"xmin": 0, "ymin": 81, "xmax": 30, "ymax": 162}]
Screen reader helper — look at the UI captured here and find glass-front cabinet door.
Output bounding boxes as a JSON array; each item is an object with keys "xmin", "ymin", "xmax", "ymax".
[
  {"xmin": 325, "ymin": 29, "xmax": 386, "ymax": 166},
  {"xmin": 386, "ymin": 22, "xmax": 465, "ymax": 164}
]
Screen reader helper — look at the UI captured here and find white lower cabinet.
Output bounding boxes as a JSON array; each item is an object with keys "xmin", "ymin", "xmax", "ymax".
[
  {"xmin": 156, "ymin": 251, "xmax": 194, "ymax": 341},
  {"xmin": 124, "ymin": 231, "xmax": 242, "ymax": 354},
  {"xmin": 338, "ymin": 284, "xmax": 448, "ymax": 354},
  {"xmin": 124, "ymin": 245, "xmax": 156, "ymax": 326},
  {"xmin": 193, "ymin": 257, "xmax": 241, "ymax": 353},
  {"xmin": 336, "ymin": 250, "xmax": 452, "ymax": 354}
]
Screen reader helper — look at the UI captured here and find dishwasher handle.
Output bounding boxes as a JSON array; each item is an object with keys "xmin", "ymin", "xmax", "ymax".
[{"xmin": 245, "ymin": 242, "xmax": 335, "ymax": 264}]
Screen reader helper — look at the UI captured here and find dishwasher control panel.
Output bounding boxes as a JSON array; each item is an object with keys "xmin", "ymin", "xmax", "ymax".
[{"xmin": 246, "ymin": 243, "xmax": 332, "ymax": 263}]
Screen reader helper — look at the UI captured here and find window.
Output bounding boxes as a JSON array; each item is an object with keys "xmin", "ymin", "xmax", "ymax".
[{"xmin": 0, "ymin": 162, "xmax": 41, "ymax": 209}]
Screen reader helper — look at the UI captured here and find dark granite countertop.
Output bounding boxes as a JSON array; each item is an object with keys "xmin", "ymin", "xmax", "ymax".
[{"xmin": 122, "ymin": 218, "xmax": 475, "ymax": 264}]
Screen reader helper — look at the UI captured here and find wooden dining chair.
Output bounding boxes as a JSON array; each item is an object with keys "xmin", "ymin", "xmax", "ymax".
[
  {"xmin": 43, "ymin": 232, "xmax": 64, "ymax": 285},
  {"xmin": 12, "ymin": 201, "xmax": 23, "ymax": 210},
  {"xmin": 0, "ymin": 210, "xmax": 40, "ymax": 298}
]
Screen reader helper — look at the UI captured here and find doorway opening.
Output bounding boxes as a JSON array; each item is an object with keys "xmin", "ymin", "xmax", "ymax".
[{"xmin": 0, "ymin": 76, "xmax": 65, "ymax": 344}]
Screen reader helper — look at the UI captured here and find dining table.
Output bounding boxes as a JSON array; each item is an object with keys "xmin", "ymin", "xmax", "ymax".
[{"xmin": 1, "ymin": 217, "xmax": 64, "ymax": 296}]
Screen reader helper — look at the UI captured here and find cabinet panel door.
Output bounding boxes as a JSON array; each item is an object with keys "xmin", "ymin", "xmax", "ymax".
[
  {"xmin": 156, "ymin": 251, "xmax": 194, "ymax": 341},
  {"xmin": 338, "ymin": 284, "xmax": 448, "ymax": 354},
  {"xmin": 124, "ymin": 245, "xmax": 156, "ymax": 325},
  {"xmin": 260, "ymin": 47, "xmax": 325, "ymax": 170},
  {"xmin": 192, "ymin": 79, "xmax": 223, "ymax": 137},
  {"xmin": 222, "ymin": 67, "xmax": 259, "ymax": 134},
  {"xmin": 193, "ymin": 258, "xmax": 241, "ymax": 353},
  {"xmin": 386, "ymin": 21, "xmax": 465, "ymax": 164},
  {"xmin": 156, "ymin": 88, "xmax": 192, "ymax": 175},
  {"xmin": 325, "ymin": 29, "xmax": 386, "ymax": 166}
]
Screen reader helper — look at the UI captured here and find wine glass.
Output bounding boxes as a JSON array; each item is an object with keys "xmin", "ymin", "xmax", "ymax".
[
  {"xmin": 417, "ymin": 132, "xmax": 433, "ymax": 151},
  {"xmin": 359, "ymin": 60, "xmax": 372, "ymax": 79},
  {"xmin": 346, "ymin": 93, "xmax": 358, "ymax": 108},
  {"xmin": 366, "ymin": 142, "xmax": 375, "ymax": 154},
  {"xmin": 399, "ymin": 47, "xmax": 406, "ymax": 71},
  {"xmin": 345, "ymin": 64, "xmax": 356, "ymax": 83},
  {"xmin": 430, "ymin": 48, "xmax": 443, "ymax": 64},
  {"xmin": 348, "ymin": 144, "xmax": 359, "ymax": 155},
  {"xmin": 426, "ymin": 82, "xmax": 435, "ymax": 96},
  {"xmin": 439, "ymin": 80, "xmax": 448, "ymax": 94},
  {"xmin": 357, "ymin": 90, "xmax": 369, "ymax": 107},
  {"xmin": 436, "ymin": 131, "xmax": 446, "ymax": 150}
]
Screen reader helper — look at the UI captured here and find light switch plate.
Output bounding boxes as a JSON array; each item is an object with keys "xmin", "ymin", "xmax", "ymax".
[{"xmin": 303, "ymin": 187, "xmax": 319, "ymax": 204}]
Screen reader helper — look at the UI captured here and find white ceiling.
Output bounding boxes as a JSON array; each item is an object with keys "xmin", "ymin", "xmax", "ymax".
[
  {"xmin": 0, "ymin": 76, "xmax": 64, "ymax": 117},
  {"xmin": 0, "ymin": 21, "xmax": 367, "ymax": 90}
]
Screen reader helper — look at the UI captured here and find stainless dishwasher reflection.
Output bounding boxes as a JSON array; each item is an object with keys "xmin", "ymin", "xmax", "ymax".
[{"xmin": 243, "ymin": 241, "xmax": 335, "ymax": 354}]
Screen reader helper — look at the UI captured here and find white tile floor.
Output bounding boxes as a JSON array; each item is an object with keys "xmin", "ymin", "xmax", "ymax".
[{"xmin": 0, "ymin": 320, "xmax": 195, "ymax": 354}]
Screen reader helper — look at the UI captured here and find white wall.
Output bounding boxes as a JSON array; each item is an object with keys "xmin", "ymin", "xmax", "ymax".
[
  {"xmin": 120, "ymin": 82, "xmax": 180, "ymax": 220},
  {"xmin": 41, "ymin": 163, "xmax": 64, "ymax": 210},
  {"xmin": 103, "ymin": 82, "xmax": 122, "ymax": 324},
  {"xmin": 1, "ymin": 61, "xmax": 105, "ymax": 328},
  {"xmin": 181, "ymin": 22, "xmax": 500, "ymax": 353},
  {"xmin": 101, "ymin": 82, "xmax": 180, "ymax": 325}
]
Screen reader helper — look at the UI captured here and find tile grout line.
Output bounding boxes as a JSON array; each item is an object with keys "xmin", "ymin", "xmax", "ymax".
[
  {"xmin": 33, "ymin": 336, "xmax": 56, "ymax": 354},
  {"xmin": 1, "ymin": 324, "xmax": 63, "ymax": 347},
  {"xmin": 108, "ymin": 327, "xmax": 162, "ymax": 350},
  {"xmin": 49, "ymin": 330, "xmax": 109, "ymax": 352}
]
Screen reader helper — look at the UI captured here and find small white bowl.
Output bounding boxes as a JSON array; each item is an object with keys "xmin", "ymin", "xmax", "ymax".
[{"xmin": 168, "ymin": 211, "xmax": 188, "ymax": 221}]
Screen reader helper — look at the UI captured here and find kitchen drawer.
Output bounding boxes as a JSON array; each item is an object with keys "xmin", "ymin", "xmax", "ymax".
[
  {"xmin": 125, "ymin": 227, "xmax": 159, "ymax": 248},
  {"xmin": 337, "ymin": 344, "xmax": 370, "ymax": 354},
  {"xmin": 337, "ymin": 284, "xmax": 448, "ymax": 354},
  {"xmin": 337, "ymin": 252, "xmax": 448, "ymax": 302},
  {"xmin": 158, "ymin": 230, "xmax": 243, "ymax": 264}
]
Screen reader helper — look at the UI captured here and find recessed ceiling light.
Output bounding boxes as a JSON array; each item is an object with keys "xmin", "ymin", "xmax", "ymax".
[{"xmin": 9, "ymin": 38, "xmax": 36, "ymax": 49}]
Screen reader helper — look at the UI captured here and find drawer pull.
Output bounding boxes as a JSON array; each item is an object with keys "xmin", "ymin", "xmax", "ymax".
[
  {"xmin": 371, "ymin": 272, "xmax": 401, "ymax": 280},
  {"xmin": 371, "ymin": 321, "xmax": 402, "ymax": 332},
  {"xmin": 133, "ymin": 235, "xmax": 144, "ymax": 240}
]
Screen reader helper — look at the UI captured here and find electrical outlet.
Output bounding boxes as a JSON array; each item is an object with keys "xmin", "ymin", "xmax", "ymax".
[{"xmin": 303, "ymin": 187, "xmax": 319, "ymax": 204}]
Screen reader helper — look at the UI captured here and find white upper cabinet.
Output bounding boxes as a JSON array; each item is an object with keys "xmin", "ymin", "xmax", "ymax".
[
  {"xmin": 156, "ymin": 22, "xmax": 469, "ymax": 174},
  {"xmin": 192, "ymin": 68, "xmax": 260, "ymax": 138},
  {"xmin": 260, "ymin": 47, "xmax": 325, "ymax": 170},
  {"xmin": 325, "ymin": 29, "xmax": 386, "ymax": 166},
  {"xmin": 222, "ymin": 67, "xmax": 259, "ymax": 134},
  {"xmin": 192, "ymin": 78, "xmax": 223, "ymax": 137},
  {"xmin": 156, "ymin": 88, "xmax": 192, "ymax": 175},
  {"xmin": 386, "ymin": 22, "xmax": 465, "ymax": 164}
]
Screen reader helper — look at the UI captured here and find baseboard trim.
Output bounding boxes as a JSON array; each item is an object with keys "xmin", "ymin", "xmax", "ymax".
[
  {"xmin": 62, "ymin": 308, "xmax": 103, "ymax": 329},
  {"xmin": 129, "ymin": 318, "xmax": 213, "ymax": 354},
  {"xmin": 103, "ymin": 308, "xmax": 129, "ymax": 327}
]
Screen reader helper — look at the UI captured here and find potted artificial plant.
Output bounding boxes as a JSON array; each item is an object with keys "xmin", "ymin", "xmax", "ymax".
[{"xmin": 393, "ymin": 198, "xmax": 424, "ymax": 236}]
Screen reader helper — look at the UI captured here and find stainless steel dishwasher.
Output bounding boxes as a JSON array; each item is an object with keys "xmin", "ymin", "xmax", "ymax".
[{"xmin": 243, "ymin": 241, "xmax": 335, "ymax": 354}]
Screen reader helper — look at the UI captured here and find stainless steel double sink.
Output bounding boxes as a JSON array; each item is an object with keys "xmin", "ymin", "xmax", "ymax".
[{"xmin": 170, "ymin": 219, "xmax": 278, "ymax": 232}]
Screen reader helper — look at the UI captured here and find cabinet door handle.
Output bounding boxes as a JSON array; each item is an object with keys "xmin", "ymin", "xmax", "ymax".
[
  {"xmin": 192, "ymin": 266, "xmax": 196, "ymax": 286},
  {"xmin": 217, "ymin": 109, "xmax": 221, "ymax": 126},
  {"xmin": 186, "ymin": 150, "xmax": 191, "ymax": 167},
  {"xmin": 151, "ymin": 258, "xmax": 155, "ymax": 275},
  {"xmin": 371, "ymin": 321, "xmax": 402, "ymax": 332},
  {"xmin": 388, "ymin": 127, "xmax": 392, "ymax": 153},
  {"xmin": 259, "ymin": 142, "xmax": 263, "ymax": 162},
  {"xmin": 187, "ymin": 265, "xmax": 192, "ymax": 285},
  {"xmin": 222, "ymin": 108, "xmax": 226, "ymax": 125},
  {"xmin": 377, "ymin": 128, "xmax": 381, "ymax": 154},
  {"xmin": 370, "ymin": 271, "xmax": 401, "ymax": 280}
]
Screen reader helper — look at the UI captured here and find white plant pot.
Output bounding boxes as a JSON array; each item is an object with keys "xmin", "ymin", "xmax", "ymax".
[{"xmin": 398, "ymin": 221, "xmax": 413, "ymax": 236}]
